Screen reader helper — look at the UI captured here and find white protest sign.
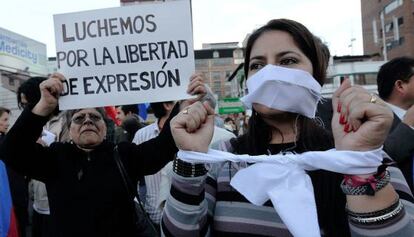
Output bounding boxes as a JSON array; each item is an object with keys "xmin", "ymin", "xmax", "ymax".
[{"xmin": 54, "ymin": 0, "xmax": 194, "ymax": 110}]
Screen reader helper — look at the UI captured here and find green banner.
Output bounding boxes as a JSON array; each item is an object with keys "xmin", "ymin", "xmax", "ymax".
[{"xmin": 218, "ymin": 97, "xmax": 245, "ymax": 114}]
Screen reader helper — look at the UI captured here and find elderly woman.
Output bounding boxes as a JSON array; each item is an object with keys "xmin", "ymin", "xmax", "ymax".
[{"xmin": 0, "ymin": 73, "xmax": 204, "ymax": 237}]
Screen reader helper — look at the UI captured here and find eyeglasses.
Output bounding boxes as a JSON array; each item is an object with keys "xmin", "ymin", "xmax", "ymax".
[{"xmin": 71, "ymin": 113, "xmax": 103, "ymax": 125}]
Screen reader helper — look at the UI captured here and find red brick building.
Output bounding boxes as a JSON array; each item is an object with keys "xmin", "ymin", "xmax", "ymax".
[{"xmin": 361, "ymin": 0, "xmax": 414, "ymax": 60}]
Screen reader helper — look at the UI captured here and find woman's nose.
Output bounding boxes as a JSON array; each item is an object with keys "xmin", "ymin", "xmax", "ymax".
[{"xmin": 82, "ymin": 116, "xmax": 94, "ymax": 124}]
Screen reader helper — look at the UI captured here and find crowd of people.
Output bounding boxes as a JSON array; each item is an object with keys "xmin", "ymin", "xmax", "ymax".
[{"xmin": 0, "ymin": 18, "xmax": 414, "ymax": 237}]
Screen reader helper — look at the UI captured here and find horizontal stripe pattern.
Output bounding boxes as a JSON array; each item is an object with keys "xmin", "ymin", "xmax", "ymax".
[{"xmin": 161, "ymin": 140, "xmax": 414, "ymax": 237}]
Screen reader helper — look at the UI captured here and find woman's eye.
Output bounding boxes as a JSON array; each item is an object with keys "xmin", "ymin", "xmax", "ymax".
[
  {"xmin": 280, "ymin": 58, "xmax": 298, "ymax": 65},
  {"xmin": 73, "ymin": 115, "xmax": 85, "ymax": 123},
  {"xmin": 89, "ymin": 114, "xmax": 102, "ymax": 122},
  {"xmin": 249, "ymin": 63, "xmax": 265, "ymax": 71}
]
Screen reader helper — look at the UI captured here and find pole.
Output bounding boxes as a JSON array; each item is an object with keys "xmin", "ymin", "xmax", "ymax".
[{"xmin": 380, "ymin": 11, "xmax": 388, "ymax": 61}]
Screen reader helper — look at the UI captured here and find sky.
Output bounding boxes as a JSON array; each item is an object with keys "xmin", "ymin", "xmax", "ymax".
[{"xmin": 0, "ymin": 0, "xmax": 363, "ymax": 57}]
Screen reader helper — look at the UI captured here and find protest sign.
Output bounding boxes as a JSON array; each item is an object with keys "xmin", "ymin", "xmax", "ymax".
[{"xmin": 54, "ymin": 0, "xmax": 194, "ymax": 110}]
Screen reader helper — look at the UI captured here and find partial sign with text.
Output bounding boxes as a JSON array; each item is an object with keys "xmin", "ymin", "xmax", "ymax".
[{"xmin": 54, "ymin": 0, "xmax": 194, "ymax": 110}]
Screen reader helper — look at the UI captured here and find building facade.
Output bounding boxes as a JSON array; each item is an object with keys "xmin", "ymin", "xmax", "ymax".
[
  {"xmin": 323, "ymin": 55, "xmax": 385, "ymax": 97},
  {"xmin": 361, "ymin": 0, "xmax": 414, "ymax": 60},
  {"xmin": 195, "ymin": 43, "xmax": 243, "ymax": 99},
  {"xmin": 0, "ymin": 27, "xmax": 48, "ymax": 123}
]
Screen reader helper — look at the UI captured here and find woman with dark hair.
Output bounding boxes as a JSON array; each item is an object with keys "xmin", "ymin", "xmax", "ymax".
[
  {"xmin": 161, "ymin": 19, "xmax": 414, "ymax": 236},
  {"xmin": 17, "ymin": 77, "xmax": 47, "ymax": 109}
]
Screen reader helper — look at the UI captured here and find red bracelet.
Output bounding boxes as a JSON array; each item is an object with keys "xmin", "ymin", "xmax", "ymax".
[{"xmin": 343, "ymin": 171, "xmax": 386, "ymax": 190}]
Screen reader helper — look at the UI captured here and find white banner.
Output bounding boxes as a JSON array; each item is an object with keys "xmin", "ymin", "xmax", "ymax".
[{"xmin": 54, "ymin": 0, "xmax": 194, "ymax": 110}]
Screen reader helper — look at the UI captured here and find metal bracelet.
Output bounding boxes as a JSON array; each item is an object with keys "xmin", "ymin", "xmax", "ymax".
[
  {"xmin": 348, "ymin": 200, "xmax": 404, "ymax": 225},
  {"xmin": 173, "ymin": 158, "xmax": 207, "ymax": 177},
  {"xmin": 346, "ymin": 196, "xmax": 399, "ymax": 218}
]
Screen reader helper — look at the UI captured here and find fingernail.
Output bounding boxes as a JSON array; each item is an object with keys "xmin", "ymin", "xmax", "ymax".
[
  {"xmin": 344, "ymin": 124, "xmax": 350, "ymax": 133},
  {"xmin": 339, "ymin": 114, "xmax": 346, "ymax": 124},
  {"xmin": 337, "ymin": 103, "xmax": 341, "ymax": 113}
]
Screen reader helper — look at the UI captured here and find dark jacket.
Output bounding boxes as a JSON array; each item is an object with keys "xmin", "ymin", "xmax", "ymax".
[
  {"xmin": 114, "ymin": 114, "xmax": 146, "ymax": 144},
  {"xmin": 316, "ymin": 98, "xmax": 333, "ymax": 131},
  {"xmin": 0, "ymin": 133, "xmax": 29, "ymax": 235},
  {"xmin": 384, "ymin": 114, "xmax": 414, "ymax": 192},
  {"xmin": 0, "ymin": 108, "xmax": 178, "ymax": 237}
]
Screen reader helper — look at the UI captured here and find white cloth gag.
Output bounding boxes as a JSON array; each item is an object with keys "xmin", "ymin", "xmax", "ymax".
[
  {"xmin": 240, "ymin": 65, "xmax": 322, "ymax": 118},
  {"xmin": 177, "ymin": 148, "xmax": 384, "ymax": 237}
]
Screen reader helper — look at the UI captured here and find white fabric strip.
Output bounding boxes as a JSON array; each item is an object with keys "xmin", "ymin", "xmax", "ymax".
[
  {"xmin": 177, "ymin": 148, "xmax": 384, "ymax": 237},
  {"xmin": 240, "ymin": 65, "xmax": 322, "ymax": 118}
]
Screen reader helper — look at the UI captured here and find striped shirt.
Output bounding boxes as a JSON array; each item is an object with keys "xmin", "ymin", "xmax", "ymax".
[
  {"xmin": 132, "ymin": 121, "xmax": 163, "ymax": 224},
  {"xmin": 157, "ymin": 126, "xmax": 236, "ymax": 211},
  {"xmin": 161, "ymin": 139, "xmax": 414, "ymax": 237}
]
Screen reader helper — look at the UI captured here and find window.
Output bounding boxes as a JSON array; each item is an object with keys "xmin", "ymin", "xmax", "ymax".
[
  {"xmin": 213, "ymin": 51, "xmax": 219, "ymax": 58},
  {"xmin": 386, "ymin": 37, "xmax": 404, "ymax": 50},
  {"xmin": 398, "ymin": 17, "xmax": 403, "ymax": 25},
  {"xmin": 195, "ymin": 59, "xmax": 209, "ymax": 68},
  {"xmin": 385, "ymin": 22, "xmax": 393, "ymax": 33},
  {"xmin": 354, "ymin": 74, "xmax": 377, "ymax": 86},
  {"xmin": 8, "ymin": 78, "xmax": 15, "ymax": 86},
  {"xmin": 211, "ymin": 71, "xmax": 222, "ymax": 80},
  {"xmin": 386, "ymin": 41, "xmax": 392, "ymax": 48},
  {"xmin": 226, "ymin": 71, "xmax": 232, "ymax": 78},
  {"xmin": 384, "ymin": 0, "xmax": 403, "ymax": 14},
  {"xmin": 196, "ymin": 60, "xmax": 208, "ymax": 67},
  {"xmin": 211, "ymin": 58, "xmax": 233, "ymax": 66},
  {"xmin": 233, "ymin": 49, "xmax": 243, "ymax": 59},
  {"xmin": 399, "ymin": 36, "xmax": 405, "ymax": 45},
  {"xmin": 372, "ymin": 19, "xmax": 378, "ymax": 43}
]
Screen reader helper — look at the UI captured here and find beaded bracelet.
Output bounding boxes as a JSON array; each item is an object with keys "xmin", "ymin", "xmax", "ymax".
[
  {"xmin": 346, "ymin": 196, "xmax": 400, "ymax": 218},
  {"xmin": 340, "ymin": 170, "xmax": 390, "ymax": 196},
  {"xmin": 347, "ymin": 199, "xmax": 404, "ymax": 225},
  {"xmin": 173, "ymin": 158, "xmax": 207, "ymax": 177}
]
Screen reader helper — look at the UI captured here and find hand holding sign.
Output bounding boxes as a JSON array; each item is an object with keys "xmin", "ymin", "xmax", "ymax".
[
  {"xmin": 180, "ymin": 73, "xmax": 209, "ymax": 110},
  {"xmin": 187, "ymin": 73, "xmax": 206, "ymax": 97},
  {"xmin": 32, "ymin": 73, "xmax": 65, "ymax": 117}
]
